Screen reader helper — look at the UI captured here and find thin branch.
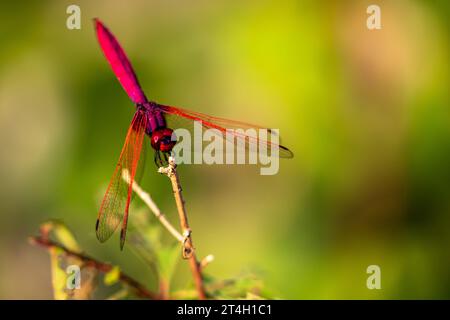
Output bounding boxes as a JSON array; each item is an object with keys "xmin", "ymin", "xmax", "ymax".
[
  {"xmin": 158, "ymin": 156, "xmax": 207, "ymax": 300},
  {"xmin": 122, "ymin": 169, "xmax": 184, "ymax": 242},
  {"xmin": 29, "ymin": 236, "xmax": 158, "ymax": 300},
  {"xmin": 200, "ymin": 254, "xmax": 215, "ymax": 270},
  {"xmin": 157, "ymin": 158, "xmax": 194, "ymax": 259}
]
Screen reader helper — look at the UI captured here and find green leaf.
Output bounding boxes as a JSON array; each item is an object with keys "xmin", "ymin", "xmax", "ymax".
[
  {"xmin": 156, "ymin": 243, "xmax": 180, "ymax": 283},
  {"xmin": 41, "ymin": 220, "xmax": 81, "ymax": 252},
  {"xmin": 38, "ymin": 221, "xmax": 87, "ymax": 299},
  {"xmin": 107, "ymin": 288, "xmax": 131, "ymax": 300},
  {"xmin": 104, "ymin": 266, "xmax": 121, "ymax": 286},
  {"xmin": 245, "ymin": 292, "xmax": 265, "ymax": 300},
  {"xmin": 52, "ymin": 224, "xmax": 81, "ymax": 252},
  {"xmin": 50, "ymin": 248, "xmax": 69, "ymax": 300}
]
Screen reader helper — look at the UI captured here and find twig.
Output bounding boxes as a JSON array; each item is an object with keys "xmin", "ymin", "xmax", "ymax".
[
  {"xmin": 200, "ymin": 254, "xmax": 215, "ymax": 270},
  {"xmin": 122, "ymin": 169, "xmax": 184, "ymax": 242},
  {"xmin": 29, "ymin": 236, "xmax": 158, "ymax": 300},
  {"xmin": 158, "ymin": 156, "xmax": 207, "ymax": 300},
  {"xmin": 123, "ymin": 167, "xmax": 213, "ymax": 299}
]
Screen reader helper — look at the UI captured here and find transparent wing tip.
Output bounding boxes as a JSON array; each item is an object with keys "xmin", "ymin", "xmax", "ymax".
[{"xmin": 279, "ymin": 145, "xmax": 294, "ymax": 159}]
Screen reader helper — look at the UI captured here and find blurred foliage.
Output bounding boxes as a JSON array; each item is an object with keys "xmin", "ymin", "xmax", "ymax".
[
  {"xmin": 32, "ymin": 216, "xmax": 270, "ymax": 300},
  {"xmin": 0, "ymin": 0, "xmax": 449, "ymax": 299},
  {"xmin": 35, "ymin": 221, "xmax": 98, "ymax": 300}
]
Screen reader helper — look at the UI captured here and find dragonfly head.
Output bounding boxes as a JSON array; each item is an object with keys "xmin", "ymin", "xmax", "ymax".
[{"xmin": 151, "ymin": 128, "xmax": 176, "ymax": 152}]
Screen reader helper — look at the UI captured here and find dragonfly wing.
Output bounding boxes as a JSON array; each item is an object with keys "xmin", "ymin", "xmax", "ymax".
[
  {"xmin": 96, "ymin": 110, "xmax": 148, "ymax": 249},
  {"xmin": 94, "ymin": 19, "xmax": 148, "ymax": 104},
  {"xmin": 158, "ymin": 105, "xmax": 294, "ymax": 158}
]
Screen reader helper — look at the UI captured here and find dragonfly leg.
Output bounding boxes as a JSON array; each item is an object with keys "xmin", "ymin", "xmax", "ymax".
[
  {"xmin": 162, "ymin": 152, "xmax": 169, "ymax": 164},
  {"xmin": 154, "ymin": 150, "xmax": 162, "ymax": 167},
  {"xmin": 154, "ymin": 150, "xmax": 171, "ymax": 167}
]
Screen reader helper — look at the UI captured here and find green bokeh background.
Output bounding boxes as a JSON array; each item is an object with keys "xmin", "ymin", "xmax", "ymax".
[{"xmin": 0, "ymin": 0, "xmax": 448, "ymax": 299}]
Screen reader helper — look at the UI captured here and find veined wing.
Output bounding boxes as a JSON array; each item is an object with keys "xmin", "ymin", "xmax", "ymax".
[
  {"xmin": 96, "ymin": 110, "xmax": 148, "ymax": 249},
  {"xmin": 158, "ymin": 104, "xmax": 294, "ymax": 158}
]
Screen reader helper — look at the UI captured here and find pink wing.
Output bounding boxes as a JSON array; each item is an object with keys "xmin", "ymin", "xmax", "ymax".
[
  {"xmin": 158, "ymin": 104, "xmax": 294, "ymax": 158},
  {"xmin": 96, "ymin": 110, "xmax": 148, "ymax": 249},
  {"xmin": 94, "ymin": 19, "xmax": 147, "ymax": 104}
]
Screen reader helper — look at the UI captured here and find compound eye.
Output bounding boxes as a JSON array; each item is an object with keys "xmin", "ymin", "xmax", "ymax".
[
  {"xmin": 159, "ymin": 132, "xmax": 176, "ymax": 152},
  {"xmin": 160, "ymin": 141, "xmax": 175, "ymax": 152},
  {"xmin": 162, "ymin": 128, "xmax": 175, "ymax": 140},
  {"xmin": 151, "ymin": 130, "xmax": 164, "ymax": 150}
]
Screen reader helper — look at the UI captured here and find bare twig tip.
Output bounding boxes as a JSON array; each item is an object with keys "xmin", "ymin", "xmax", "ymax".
[{"xmin": 200, "ymin": 255, "xmax": 215, "ymax": 269}]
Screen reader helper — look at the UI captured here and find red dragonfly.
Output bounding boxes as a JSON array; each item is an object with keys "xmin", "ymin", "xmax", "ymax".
[{"xmin": 94, "ymin": 19, "xmax": 293, "ymax": 249}]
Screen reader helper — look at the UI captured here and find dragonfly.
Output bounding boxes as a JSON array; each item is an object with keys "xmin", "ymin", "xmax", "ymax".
[{"xmin": 94, "ymin": 19, "xmax": 293, "ymax": 249}]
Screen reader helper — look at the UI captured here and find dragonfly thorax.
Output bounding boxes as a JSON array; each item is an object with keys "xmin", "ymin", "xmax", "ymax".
[{"xmin": 151, "ymin": 128, "xmax": 176, "ymax": 152}]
